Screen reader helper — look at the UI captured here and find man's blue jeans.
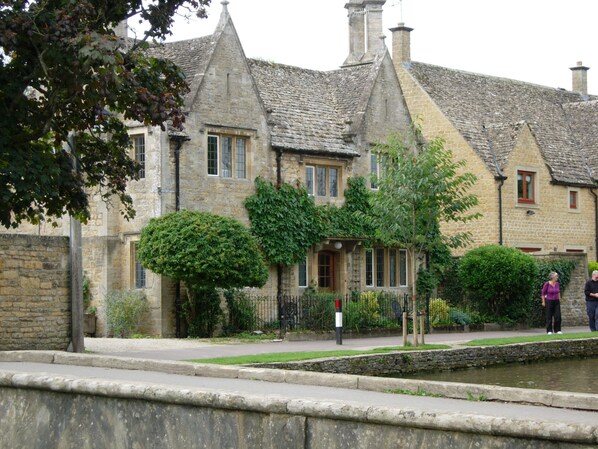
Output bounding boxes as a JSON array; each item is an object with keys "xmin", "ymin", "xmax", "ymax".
[{"xmin": 586, "ymin": 301, "xmax": 598, "ymax": 331}]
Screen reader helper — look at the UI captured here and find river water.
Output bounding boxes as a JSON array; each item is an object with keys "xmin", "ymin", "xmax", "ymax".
[{"xmin": 400, "ymin": 356, "xmax": 598, "ymax": 394}]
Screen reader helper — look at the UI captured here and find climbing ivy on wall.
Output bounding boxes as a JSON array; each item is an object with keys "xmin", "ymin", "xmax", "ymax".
[
  {"xmin": 244, "ymin": 177, "xmax": 324, "ymax": 266},
  {"xmin": 244, "ymin": 176, "xmax": 376, "ymax": 266}
]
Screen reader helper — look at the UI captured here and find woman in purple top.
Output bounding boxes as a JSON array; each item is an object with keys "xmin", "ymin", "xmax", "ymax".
[{"xmin": 541, "ymin": 271, "xmax": 562, "ymax": 334}]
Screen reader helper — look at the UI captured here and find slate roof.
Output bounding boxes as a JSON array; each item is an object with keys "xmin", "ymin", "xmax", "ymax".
[
  {"xmin": 404, "ymin": 62, "xmax": 598, "ymax": 185},
  {"xmin": 146, "ymin": 35, "xmax": 217, "ymax": 110},
  {"xmin": 248, "ymin": 58, "xmax": 383, "ymax": 156}
]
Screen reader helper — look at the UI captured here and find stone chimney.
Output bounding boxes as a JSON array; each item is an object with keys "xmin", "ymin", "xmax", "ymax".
[
  {"xmin": 390, "ymin": 22, "xmax": 413, "ymax": 64},
  {"xmin": 344, "ymin": 0, "xmax": 386, "ymax": 66},
  {"xmin": 570, "ymin": 61, "xmax": 589, "ymax": 95},
  {"xmin": 364, "ymin": 0, "xmax": 386, "ymax": 57},
  {"xmin": 113, "ymin": 20, "xmax": 128, "ymax": 39}
]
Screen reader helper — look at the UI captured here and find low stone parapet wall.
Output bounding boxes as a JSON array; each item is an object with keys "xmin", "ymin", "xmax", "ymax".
[
  {"xmin": 1, "ymin": 353, "xmax": 597, "ymax": 449},
  {"xmin": 258, "ymin": 337, "xmax": 598, "ymax": 377}
]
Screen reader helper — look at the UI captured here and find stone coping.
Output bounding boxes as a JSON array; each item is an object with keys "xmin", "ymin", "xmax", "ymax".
[
  {"xmin": 1, "ymin": 352, "xmax": 598, "ymax": 445},
  {"xmin": 1, "ymin": 348, "xmax": 598, "ymax": 414}
]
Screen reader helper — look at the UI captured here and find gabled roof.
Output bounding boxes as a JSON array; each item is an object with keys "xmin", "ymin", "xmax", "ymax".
[
  {"xmin": 147, "ymin": 36, "xmax": 217, "ymax": 110},
  {"xmin": 404, "ymin": 62, "xmax": 597, "ymax": 185},
  {"xmin": 247, "ymin": 57, "xmax": 383, "ymax": 157}
]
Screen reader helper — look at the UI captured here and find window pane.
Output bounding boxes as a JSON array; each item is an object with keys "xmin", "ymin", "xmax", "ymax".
[
  {"xmin": 525, "ymin": 174, "xmax": 533, "ymax": 200},
  {"xmin": 317, "ymin": 167, "xmax": 327, "ymax": 196},
  {"xmin": 235, "ymin": 138, "xmax": 246, "ymax": 179},
  {"xmin": 134, "ymin": 243, "xmax": 146, "ymax": 289},
  {"xmin": 376, "ymin": 248, "xmax": 384, "ymax": 287},
  {"xmin": 298, "ymin": 256, "xmax": 307, "ymax": 287},
  {"xmin": 318, "ymin": 253, "xmax": 331, "ymax": 288},
  {"xmin": 208, "ymin": 135, "xmax": 218, "ymax": 175},
  {"xmin": 133, "ymin": 135, "xmax": 145, "ymax": 179},
  {"xmin": 306, "ymin": 166, "xmax": 314, "ymax": 195},
  {"xmin": 365, "ymin": 249, "xmax": 373, "ymax": 287},
  {"xmin": 570, "ymin": 191, "xmax": 577, "ymax": 209},
  {"xmin": 517, "ymin": 172, "xmax": 523, "ymax": 198},
  {"xmin": 370, "ymin": 154, "xmax": 378, "ymax": 189},
  {"xmin": 221, "ymin": 137, "xmax": 232, "ymax": 178},
  {"xmin": 329, "ymin": 168, "xmax": 338, "ymax": 197},
  {"xmin": 389, "ymin": 249, "xmax": 397, "ymax": 287},
  {"xmin": 399, "ymin": 250, "xmax": 407, "ymax": 286}
]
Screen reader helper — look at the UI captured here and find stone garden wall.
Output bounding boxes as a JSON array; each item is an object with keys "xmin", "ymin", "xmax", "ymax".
[{"xmin": 0, "ymin": 234, "xmax": 70, "ymax": 350}]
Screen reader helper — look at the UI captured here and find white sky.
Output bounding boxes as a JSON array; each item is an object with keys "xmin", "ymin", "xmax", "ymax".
[{"xmin": 157, "ymin": 0, "xmax": 598, "ymax": 93}]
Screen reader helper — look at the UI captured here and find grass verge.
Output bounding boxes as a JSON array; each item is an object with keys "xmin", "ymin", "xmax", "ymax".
[
  {"xmin": 464, "ymin": 331, "xmax": 597, "ymax": 346},
  {"xmin": 185, "ymin": 344, "xmax": 449, "ymax": 365}
]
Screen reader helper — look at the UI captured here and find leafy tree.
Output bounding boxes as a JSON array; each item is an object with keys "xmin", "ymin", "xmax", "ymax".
[
  {"xmin": 370, "ymin": 124, "xmax": 481, "ymax": 342},
  {"xmin": 0, "ymin": 0, "xmax": 210, "ymax": 228},
  {"xmin": 137, "ymin": 210, "xmax": 268, "ymax": 336},
  {"xmin": 458, "ymin": 245, "xmax": 538, "ymax": 323}
]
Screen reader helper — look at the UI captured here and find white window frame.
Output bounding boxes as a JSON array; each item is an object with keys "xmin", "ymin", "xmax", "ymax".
[
  {"xmin": 365, "ymin": 248, "xmax": 409, "ymax": 288},
  {"xmin": 298, "ymin": 256, "xmax": 308, "ymax": 288},
  {"xmin": 305, "ymin": 164, "xmax": 340, "ymax": 198},
  {"xmin": 207, "ymin": 134, "xmax": 248, "ymax": 179}
]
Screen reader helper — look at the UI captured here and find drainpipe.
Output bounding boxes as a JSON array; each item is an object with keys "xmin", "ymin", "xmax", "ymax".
[
  {"xmin": 275, "ymin": 148, "xmax": 283, "ymax": 325},
  {"xmin": 496, "ymin": 176, "xmax": 507, "ymax": 245},
  {"xmin": 171, "ymin": 136, "xmax": 189, "ymax": 338},
  {"xmin": 592, "ymin": 189, "xmax": 598, "ymax": 261}
]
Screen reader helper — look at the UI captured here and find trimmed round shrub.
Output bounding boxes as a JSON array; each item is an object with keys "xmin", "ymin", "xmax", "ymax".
[{"xmin": 458, "ymin": 245, "xmax": 538, "ymax": 323}]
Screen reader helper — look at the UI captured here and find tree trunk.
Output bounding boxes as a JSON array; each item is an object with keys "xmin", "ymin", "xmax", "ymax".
[{"xmin": 411, "ymin": 247, "xmax": 418, "ymax": 346}]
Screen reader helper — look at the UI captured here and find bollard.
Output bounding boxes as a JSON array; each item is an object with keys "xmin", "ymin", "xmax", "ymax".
[
  {"xmin": 402, "ymin": 312, "xmax": 408, "ymax": 346},
  {"xmin": 335, "ymin": 298, "xmax": 343, "ymax": 345}
]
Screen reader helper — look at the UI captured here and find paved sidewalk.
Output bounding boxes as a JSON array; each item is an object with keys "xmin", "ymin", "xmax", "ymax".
[{"xmin": 84, "ymin": 326, "xmax": 590, "ymax": 361}]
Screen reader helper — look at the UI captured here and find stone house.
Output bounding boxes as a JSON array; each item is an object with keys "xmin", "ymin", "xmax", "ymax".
[
  {"xmin": 1, "ymin": 0, "xmax": 414, "ymax": 336},
  {"xmin": 390, "ymin": 24, "xmax": 598, "ymax": 259},
  {"xmin": 5, "ymin": 0, "xmax": 597, "ymax": 335}
]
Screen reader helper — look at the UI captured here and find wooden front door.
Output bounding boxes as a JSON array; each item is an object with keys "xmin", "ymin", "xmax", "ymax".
[{"xmin": 318, "ymin": 251, "xmax": 335, "ymax": 292}]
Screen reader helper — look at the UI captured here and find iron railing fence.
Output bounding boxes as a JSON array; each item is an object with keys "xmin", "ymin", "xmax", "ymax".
[
  {"xmin": 224, "ymin": 291, "xmax": 486, "ymax": 335},
  {"xmin": 224, "ymin": 291, "xmax": 482, "ymax": 335}
]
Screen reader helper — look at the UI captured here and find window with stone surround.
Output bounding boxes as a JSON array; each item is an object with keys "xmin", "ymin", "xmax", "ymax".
[
  {"xmin": 568, "ymin": 188, "xmax": 579, "ymax": 211},
  {"xmin": 207, "ymin": 134, "xmax": 247, "ymax": 179},
  {"xmin": 365, "ymin": 248, "xmax": 408, "ymax": 288},
  {"xmin": 517, "ymin": 170, "xmax": 536, "ymax": 203},
  {"xmin": 132, "ymin": 134, "xmax": 145, "ymax": 179},
  {"xmin": 305, "ymin": 165, "xmax": 339, "ymax": 198},
  {"xmin": 298, "ymin": 255, "xmax": 308, "ymax": 288},
  {"xmin": 131, "ymin": 242, "xmax": 146, "ymax": 289},
  {"xmin": 370, "ymin": 153, "xmax": 379, "ymax": 190}
]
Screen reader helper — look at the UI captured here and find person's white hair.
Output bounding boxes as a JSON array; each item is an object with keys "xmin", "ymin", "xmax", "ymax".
[
  {"xmin": 593, "ymin": 270, "xmax": 598, "ymax": 276},
  {"xmin": 548, "ymin": 272, "xmax": 558, "ymax": 280}
]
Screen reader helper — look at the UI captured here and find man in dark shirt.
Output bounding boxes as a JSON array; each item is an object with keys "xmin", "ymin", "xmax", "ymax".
[{"xmin": 583, "ymin": 270, "xmax": 598, "ymax": 331}]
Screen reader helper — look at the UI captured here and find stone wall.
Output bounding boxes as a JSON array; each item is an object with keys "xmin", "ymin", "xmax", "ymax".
[
  {"xmin": 260, "ymin": 337, "xmax": 598, "ymax": 377},
  {"xmin": 0, "ymin": 361, "xmax": 595, "ymax": 449},
  {"xmin": 0, "ymin": 234, "xmax": 70, "ymax": 350},
  {"xmin": 533, "ymin": 252, "xmax": 588, "ymax": 326}
]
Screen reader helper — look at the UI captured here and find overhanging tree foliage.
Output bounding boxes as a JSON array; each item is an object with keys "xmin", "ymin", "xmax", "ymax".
[
  {"xmin": 137, "ymin": 210, "xmax": 268, "ymax": 336},
  {"xmin": 0, "ymin": 0, "xmax": 210, "ymax": 228},
  {"xmin": 369, "ymin": 125, "xmax": 481, "ymax": 343}
]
